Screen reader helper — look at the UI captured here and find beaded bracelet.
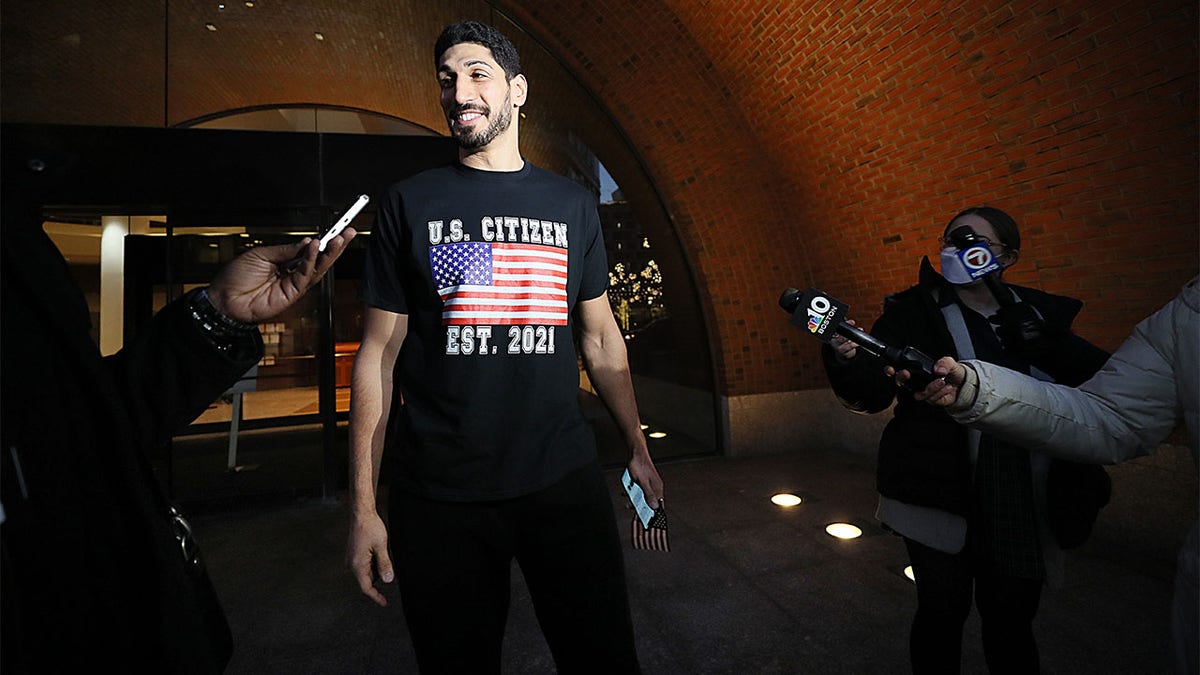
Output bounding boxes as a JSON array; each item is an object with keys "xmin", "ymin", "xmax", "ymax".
[{"xmin": 186, "ymin": 287, "xmax": 258, "ymax": 351}]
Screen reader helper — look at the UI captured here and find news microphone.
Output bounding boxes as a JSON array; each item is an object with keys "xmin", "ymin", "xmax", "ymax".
[
  {"xmin": 779, "ymin": 287, "xmax": 937, "ymax": 388},
  {"xmin": 947, "ymin": 225, "xmax": 1049, "ymax": 355},
  {"xmin": 946, "ymin": 225, "xmax": 1012, "ymax": 306}
]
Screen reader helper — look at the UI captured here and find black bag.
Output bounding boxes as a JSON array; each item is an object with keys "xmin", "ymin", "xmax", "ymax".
[{"xmin": 1046, "ymin": 459, "xmax": 1112, "ymax": 549}]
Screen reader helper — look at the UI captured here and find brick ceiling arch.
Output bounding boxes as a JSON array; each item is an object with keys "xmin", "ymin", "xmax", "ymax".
[
  {"xmin": 3, "ymin": 0, "xmax": 1196, "ymax": 399},
  {"xmin": 496, "ymin": 1, "xmax": 802, "ymax": 396},
  {"xmin": 495, "ymin": 0, "xmax": 1198, "ymax": 394}
]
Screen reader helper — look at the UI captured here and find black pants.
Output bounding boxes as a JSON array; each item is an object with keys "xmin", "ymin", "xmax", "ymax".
[
  {"xmin": 389, "ymin": 461, "xmax": 640, "ymax": 675},
  {"xmin": 904, "ymin": 537, "xmax": 1043, "ymax": 675}
]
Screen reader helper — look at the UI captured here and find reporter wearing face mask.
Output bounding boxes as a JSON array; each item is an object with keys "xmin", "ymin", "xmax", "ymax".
[{"xmin": 820, "ymin": 206, "xmax": 1110, "ymax": 674}]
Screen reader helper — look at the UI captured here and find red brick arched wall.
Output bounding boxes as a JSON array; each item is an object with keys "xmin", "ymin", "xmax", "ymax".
[
  {"xmin": 500, "ymin": 0, "xmax": 1199, "ymax": 396},
  {"xmin": 4, "ymin": 0, "xmax": 1197, "ymax": 399}
]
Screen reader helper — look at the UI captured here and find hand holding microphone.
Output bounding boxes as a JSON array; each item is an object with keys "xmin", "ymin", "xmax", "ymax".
[
  {"xmin": 910, "ymin": 356, "xmax": 972, "ymax": 408},
  {"xmin": 779, "ymin": 287, "xmax": 937, "ymax": 389},
  {"xmin": 829, "ymin": 319, "xmax": 860, "ymax": 361}
]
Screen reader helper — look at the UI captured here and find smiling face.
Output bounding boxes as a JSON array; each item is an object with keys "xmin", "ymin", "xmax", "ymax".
[{"xmin": 437, "ymin": 42, "xmax": 527, "ymax": 152}]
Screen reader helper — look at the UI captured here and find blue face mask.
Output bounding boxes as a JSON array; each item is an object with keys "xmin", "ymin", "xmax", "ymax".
[{"xmin": 939, "ymin": 247, "xmax": 978, "ymax": 285}]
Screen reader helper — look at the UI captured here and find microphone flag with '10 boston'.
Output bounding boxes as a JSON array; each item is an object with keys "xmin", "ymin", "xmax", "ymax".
[{"xmin": 782, "ymin": 288, "xmax": 850, "ymax": 341}]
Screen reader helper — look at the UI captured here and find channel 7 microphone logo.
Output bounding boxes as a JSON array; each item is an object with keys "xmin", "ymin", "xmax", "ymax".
[
  {"xmin": 956, "ymin": 242, "xmax": 1000, "ymax": 280},
  {"xmin": 788, "ymin": 289, "xmax": 849, "ymax": 343}
]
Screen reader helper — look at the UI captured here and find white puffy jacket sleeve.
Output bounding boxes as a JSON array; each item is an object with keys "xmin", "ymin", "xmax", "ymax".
[{"xmin": 950, "ymin": 278, "xmax": 1198, "ymax": 465}]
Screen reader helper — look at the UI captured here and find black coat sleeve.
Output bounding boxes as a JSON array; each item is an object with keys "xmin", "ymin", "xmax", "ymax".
[
  {"xmin": 105, "ymin": 296, "xmax": 264, "ymax": 452},
  {"xmin": 821, "ymin": 300, "xmax": 915, "ymax": 414}
]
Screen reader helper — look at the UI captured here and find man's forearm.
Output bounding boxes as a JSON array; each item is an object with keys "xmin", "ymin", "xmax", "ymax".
[
  {"xmin": 582, "ymin": 338, "xmax": 648, "ymax": 455},
  {"xmin": 348, "ymin": 309, "xmax": 407, "ymax": 515},
  {"xmin": 348, "ymin": 361, "xmax": 392, "ymax": 515}
]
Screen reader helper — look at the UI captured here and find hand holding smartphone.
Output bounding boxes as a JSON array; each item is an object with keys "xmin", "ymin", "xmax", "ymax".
[
  {"xmin": 622, "ymin": 468, "xmax": 657, "ymax": 529},
  {"xmin": 280, "ymin": 194, "xmax": 369, "ymax": 273},
  {"xmin": 318, "ymin": 194, "xmax": 369, "ymax": 252}
]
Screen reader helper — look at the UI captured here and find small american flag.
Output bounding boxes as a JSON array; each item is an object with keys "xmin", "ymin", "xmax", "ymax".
[
  {"xmin": 631, "ymin": 504, "xmax": 670, "ymax": 552},
  {"xmin": 430, "ymin": 241, "xmax": 568, "ymax": 325}
]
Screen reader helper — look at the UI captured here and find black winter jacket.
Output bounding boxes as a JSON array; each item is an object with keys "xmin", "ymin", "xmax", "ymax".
[
  {"xmin": 1, "ymin": 201, "xmax": 263, "ymax": 673},
  {"xmin": 822, "ymin": 258, "xmax": 1110, "ymax": 515}
]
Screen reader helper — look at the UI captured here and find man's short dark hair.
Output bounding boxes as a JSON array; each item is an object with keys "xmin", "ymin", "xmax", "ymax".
[{"xmin": 434, "ymin": 21, "xmax": 522, "ymax": 81}]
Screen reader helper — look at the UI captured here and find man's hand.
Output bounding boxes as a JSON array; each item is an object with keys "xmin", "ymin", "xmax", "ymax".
[
  {"xmin": 345, "ymin": 510, "xmax": 394, "ymax": 607},
  {"xmin": 627, "ymin": 450, "xmax": 664, "ymax": 508},
  {"xmin": 910, "ymin": 356, "xmax": 969, "ymax": 407},
  {"xmin": 207, "ymin": 228, "xmax": 357, "ymax": 323}
]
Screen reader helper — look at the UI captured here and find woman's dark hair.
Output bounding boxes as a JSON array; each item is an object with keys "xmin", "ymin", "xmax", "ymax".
[
  {"xmin": 434, "ymin": 21, "xmax": 522, "ymax": 81},
  {"xmin": 946, "ymin": 205, "xmax": 1021, "ymax": 251}
]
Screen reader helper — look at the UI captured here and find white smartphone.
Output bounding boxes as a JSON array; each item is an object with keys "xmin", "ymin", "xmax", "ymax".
[
  {"xmin": 621, "ymin": 468, "xmax": 656, "ymax": 530},
  {"xmin": 280, "ymin": 194, "xmax": 369, "ymax": 273},
  {"xmin": 318, "ymin": 193, "xmax": 369, "ymax": 252}
]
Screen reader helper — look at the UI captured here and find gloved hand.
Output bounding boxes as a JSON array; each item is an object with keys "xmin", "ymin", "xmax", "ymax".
[{"xmin": 989, "ymin": 302, "xmax": 1052, "ymax": 359}]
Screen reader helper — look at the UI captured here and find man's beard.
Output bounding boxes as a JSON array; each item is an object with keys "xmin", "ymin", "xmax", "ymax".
[{"xmin": 449, "ymin": 94, "xmax": 514, "ymax": 150}]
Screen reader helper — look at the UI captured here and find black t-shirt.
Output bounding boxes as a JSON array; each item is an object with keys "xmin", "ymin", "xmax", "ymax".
[{"xmin": 362, "ymin": 161, "xmax": 609, "ymax": 500}]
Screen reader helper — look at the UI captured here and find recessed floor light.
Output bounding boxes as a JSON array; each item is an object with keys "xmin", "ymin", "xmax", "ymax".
[
  {"xmin": 825, "ymin": 522, "xmax": 862, "ymax": 539},
  {"xmin": 314, "ymin": 31, "xmax": 325, "ymax": 41},
  {"xmin": 639, "ymin": 424, "xmax": 649, "ymax": 430},
  {"xmin": 771, "ymin": 493, "xmax": 802, "ymax": 507},
  {"xmin": 903, "ymin": 565, "xmax": 916, "ymax": 582},
  {"xmin": 205, "ymin": 23, "xmax": 218, "ymax": 31},
  {"xmin": 648, "ymin": 431, "xmax": 666, "ymax": 439}
]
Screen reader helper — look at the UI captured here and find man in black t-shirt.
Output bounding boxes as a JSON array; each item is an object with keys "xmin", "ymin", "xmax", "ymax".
[{"xmin": 345, "ymin": 20, "xmax": 663, "ymax": 673}]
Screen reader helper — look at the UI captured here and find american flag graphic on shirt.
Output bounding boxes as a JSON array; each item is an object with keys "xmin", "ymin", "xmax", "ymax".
[{"xmin": 430, "ymin": 241, "xmax": 569, "ymax": 325}]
